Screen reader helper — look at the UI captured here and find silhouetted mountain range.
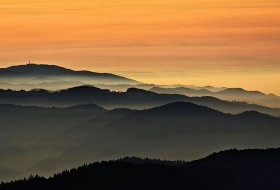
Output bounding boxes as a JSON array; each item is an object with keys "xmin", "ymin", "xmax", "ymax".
[
  {"xmin": 1, "ymin": 148, "xmax": 280, "ymax": 190},
  {"xmin": 0, "ymin": 85, "xmax": 279, "ymax": 116},
  {"xmin": 21, "ymin": 102, "xmax": 279, "ymax": 178},
  {"xmin": 1, "ymin": 63, "xmax": 280, "ymax": 186},
  {"xmin": 0, "ymin": 64, "xmax": 138, "ymax": 85},
  {"xmin": 0, "ymin": 102, "xmax": 279, "ymax": 181},
  {"xmin": 151, "ymin": 86, "xmax": 280, "ymax": 108},
  {"xmin": 0, "ymin": 101, "xmax": 280, "ymax": 181},
  {"xmin": 1, "ymin": 63, "xmax": 279, "ymax": 108}
]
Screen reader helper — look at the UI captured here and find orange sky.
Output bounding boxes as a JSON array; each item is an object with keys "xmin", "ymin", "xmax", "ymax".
[{"xmin": 0, "ymin": 0, "xmax": 279, "ymax": 94}]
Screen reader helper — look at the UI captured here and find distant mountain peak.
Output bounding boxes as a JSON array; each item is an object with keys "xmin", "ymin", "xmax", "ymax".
[
  {"xmin": 0, "ymin": 63, "xmax": 139, "ymax": 84},
  {"xmin": 6, "ymin": 63, "xmax": 71, "ymax": 73},
  {"xmin": 237, "ymin": 110, "xmax": 273, "ymax": 119},
  {"xmin": 60, "ymin": 85, "xmax": 108, "ymax": 93},
  {"xmin": 220, "ymin": 88, "xmax": 263, "ymax": 95},
  {"xmin": 127, "ymin": 88, "xmax": 155, "ymax": 94},
  {"xmin": 142, "ymin": 101, "xmax": 224, "ymax": 117},
  {"xmin": 155, "ymin": 101, "xmax": 214, "ymax": 111}
]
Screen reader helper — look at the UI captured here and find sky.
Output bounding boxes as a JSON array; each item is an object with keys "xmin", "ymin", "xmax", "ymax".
[{"xmin": 0, "ymin": 0, "xmax": 279, "ymax": 94}]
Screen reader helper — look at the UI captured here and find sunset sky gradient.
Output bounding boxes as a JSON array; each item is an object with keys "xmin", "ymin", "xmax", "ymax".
[{"xmin": 0, "ymin": 0, "xmax": 279, "ymax": 94}]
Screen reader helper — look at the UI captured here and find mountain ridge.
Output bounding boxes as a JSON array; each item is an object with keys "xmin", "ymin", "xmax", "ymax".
[
  {"xmin": 0, "ymin": 102, "xmax": 279, "ymax": 182},
  {"xmin": 1, "ymin": 148, "xmax": 280, "ymax": 190},
  {"xmin": 150, "ymin": 86, "xmax": 280, "ymax": 108},
  {"xmin": 0, "ymin": 64, "xmax": 139, "ymax": 84},
  {"xmin": 0, "ymin": 85, "xmax": 279, "ymax": 116}
]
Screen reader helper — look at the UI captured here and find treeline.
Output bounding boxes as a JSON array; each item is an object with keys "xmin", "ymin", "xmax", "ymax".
[{"xmin": 1, "ymin": 149, "xmax": 280, "ymax": 190}]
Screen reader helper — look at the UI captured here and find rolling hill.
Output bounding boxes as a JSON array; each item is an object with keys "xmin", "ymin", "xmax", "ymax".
[{"xmin": 0, "ymin": 64, "xmax": 139, "ymax": 86}]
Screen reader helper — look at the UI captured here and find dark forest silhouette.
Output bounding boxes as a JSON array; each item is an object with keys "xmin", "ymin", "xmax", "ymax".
[{"xmin": 1, "ymin": 148, "xmax": 280, "ymax": 190}]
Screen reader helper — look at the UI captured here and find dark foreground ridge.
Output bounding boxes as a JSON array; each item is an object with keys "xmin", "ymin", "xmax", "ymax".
[{"xmin": 1, "ymin": 148, "xmax": 280, "ymax": 190}]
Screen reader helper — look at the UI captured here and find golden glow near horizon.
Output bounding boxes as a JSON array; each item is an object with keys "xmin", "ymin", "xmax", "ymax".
[{"xmin": 0, "ymin": 0, "xmax": 279, "ymax": 94}]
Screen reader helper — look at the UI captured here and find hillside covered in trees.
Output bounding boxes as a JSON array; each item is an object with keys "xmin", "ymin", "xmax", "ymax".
[{"xmin": 1, "ymin": 148, "xmax": 280, "ymax": 190}]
